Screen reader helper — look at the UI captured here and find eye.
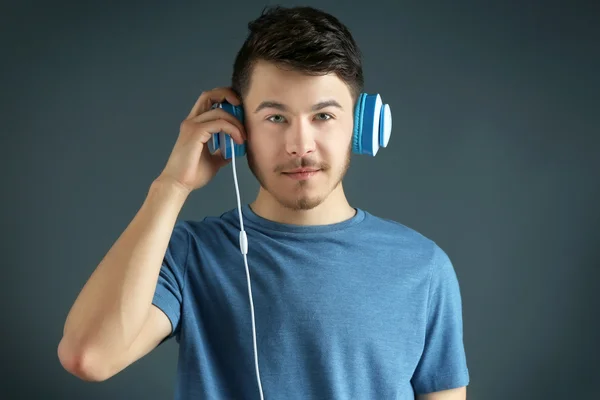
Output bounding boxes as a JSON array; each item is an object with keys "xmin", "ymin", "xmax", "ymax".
[
  {"xmin": 267, "ymin": 114, "xmax": 286, "ymax": 123},
  {"xmin": 315, "ymin": 113, "xmax": 333, "ymax": 121}
]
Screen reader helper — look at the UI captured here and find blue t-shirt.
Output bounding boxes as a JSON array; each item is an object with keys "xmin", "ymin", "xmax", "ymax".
[{"xmin": 152, "ymin": 205, "xmax": 469, "ymax": 399}]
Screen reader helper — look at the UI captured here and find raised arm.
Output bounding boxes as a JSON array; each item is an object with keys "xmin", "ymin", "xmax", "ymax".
[{"xmin": 57, "ymin": 87, "xmax": 246, "ymax": 381}]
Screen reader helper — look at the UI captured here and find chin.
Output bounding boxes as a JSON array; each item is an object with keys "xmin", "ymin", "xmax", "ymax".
[
  {"xmin": 277, "ymin": 194, "xmax": 326, "ymax": 211},
  {"xmin": 277, "ymin": 176, "xmax": 333, "ymax": 210}
]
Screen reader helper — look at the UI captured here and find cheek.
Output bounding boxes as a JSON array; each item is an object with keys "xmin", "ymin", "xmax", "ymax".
[
  {"xmin": 247, "ymin": 134, "xmax": 274, "ymax": 167},
  {"xmin": 320, "ymin": 123, "xmax": 353, "ymax": 156},
  {"xmin": 248, "ymin": 124, "xmax": 283, "ymax": 156}
]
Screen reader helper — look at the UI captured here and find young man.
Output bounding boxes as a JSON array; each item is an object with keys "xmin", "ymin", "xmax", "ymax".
[{"xmin": 58, "ymin": 6, "xmax": 469, "ymax": 399}]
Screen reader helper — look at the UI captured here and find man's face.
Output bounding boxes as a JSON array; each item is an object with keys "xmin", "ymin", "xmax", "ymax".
[{"xmin": 243, "ymin": 60, "xmax": 354, "ymax": 211}]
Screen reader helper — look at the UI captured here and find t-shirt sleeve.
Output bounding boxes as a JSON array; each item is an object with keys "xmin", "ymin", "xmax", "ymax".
[
  {"xmin": 411, "ymin": 244, "xmax": 470, "ymax": 394},
  {"xmin": 151, "ymin": 221, "xmax": 190, "ymax": 343}
]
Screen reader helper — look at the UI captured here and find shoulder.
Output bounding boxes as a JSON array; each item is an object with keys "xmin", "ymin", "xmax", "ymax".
[
  {"xmin": 358, "ymin": 210, "xmax": 461, "ymax": 287},
  {"xmin": 361, "ymin": 209, "xmax": 431, "ymax": 239},
  {"xmin": 359, "ymin": 209, "xmax": 443, "ymax": 259},
  {"xmin": 176, "ymin": 208, "xmax": 241, "ymax": 244}
]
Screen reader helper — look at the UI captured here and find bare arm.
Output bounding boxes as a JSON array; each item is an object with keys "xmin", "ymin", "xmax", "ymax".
[
  {"xmin": 58, "ymin": 178, "xmax": 189, "ymax": 381},
  {"xmin": 417, "ymin": 387, "xmax": 467, "ymax": 400}
]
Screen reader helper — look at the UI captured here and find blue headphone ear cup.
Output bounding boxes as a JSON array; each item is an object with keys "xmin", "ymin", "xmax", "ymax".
[
  {"xmin": 352, "ymin": 93, "xmax": 392, "ymax": 156},
  {"xmin": 352, "ymin": 93, "xmax": 367, "ymax": 155},
  {"xmin": 208, "ymin": 102, "xmax": 247, "ymax": 159}
]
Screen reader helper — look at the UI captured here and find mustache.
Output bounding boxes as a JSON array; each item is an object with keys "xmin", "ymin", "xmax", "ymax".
[{"xmin": 274, "ymin": 157, "xmax": 329, "ymax": 173}]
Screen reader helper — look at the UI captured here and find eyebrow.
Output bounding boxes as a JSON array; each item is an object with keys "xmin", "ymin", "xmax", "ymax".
[{"xmin": 253, "ymin": 99, "xmax": 343, "ymax": 113}]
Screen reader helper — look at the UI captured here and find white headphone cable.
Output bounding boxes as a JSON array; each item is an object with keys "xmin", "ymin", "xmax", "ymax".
[{"xmin": 230, "ymin": 136, "xmax": 265, "ymax": 400}]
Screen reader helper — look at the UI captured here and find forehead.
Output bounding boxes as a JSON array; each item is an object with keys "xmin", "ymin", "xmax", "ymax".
[{"xmin": 244, "ymin": 60, "xmax": 353, "ymax": 108}]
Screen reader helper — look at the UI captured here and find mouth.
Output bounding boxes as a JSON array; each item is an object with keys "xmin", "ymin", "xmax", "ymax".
[{"xmin": 281, "ymin": 168, "xmax": 321, "ymax": 180}]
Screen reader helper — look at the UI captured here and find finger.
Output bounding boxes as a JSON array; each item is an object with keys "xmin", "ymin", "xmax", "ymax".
[
  {"xmin": 187, "ymin": 87, "xmax": 241, "ymax": 119},
  {"xmin": 188, "ymin": 119, "xmax": 245, "ymax": 146},
  {"xmin": 191, "ymin": 108, "xmax": 247, "ymax": 140},
  {"xmin": 204, "ymin": 145, "xmax": 232, "ymax": 169}
]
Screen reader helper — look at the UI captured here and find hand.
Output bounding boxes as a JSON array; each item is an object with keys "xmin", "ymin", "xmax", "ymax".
[{"xmin": 156, "ymin": 87, "xmax": 246, "ymax": 194}]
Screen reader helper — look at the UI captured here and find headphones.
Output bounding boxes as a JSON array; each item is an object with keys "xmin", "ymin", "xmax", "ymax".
[{"xmin": 207, "ymin": 93, "xmax": 392, "ymax": 159}]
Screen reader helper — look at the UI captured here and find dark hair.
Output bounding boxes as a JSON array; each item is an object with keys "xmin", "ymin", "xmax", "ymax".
[{"xmin": 231, "ymin": 6, "xmax": 364, "ymax": 104}]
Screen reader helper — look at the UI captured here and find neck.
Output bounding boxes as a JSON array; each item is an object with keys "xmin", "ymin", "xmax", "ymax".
[{"xmin": 249, "ymin": 183, "xmax": 356, "ymax": 226}]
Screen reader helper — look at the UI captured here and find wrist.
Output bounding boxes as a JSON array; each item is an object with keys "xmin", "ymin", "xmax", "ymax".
[{"xmin": 148, "ymin": 177, "xmax": 191, "ymax": 207}]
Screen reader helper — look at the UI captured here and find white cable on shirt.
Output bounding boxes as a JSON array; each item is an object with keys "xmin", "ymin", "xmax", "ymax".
[{"xmin": 230, "ymin": 136, "xmax": 265, "ymax": 400}]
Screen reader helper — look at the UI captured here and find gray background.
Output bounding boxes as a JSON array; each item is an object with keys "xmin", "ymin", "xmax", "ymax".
[{"xmin": 2, "ymin": 0, "xmax": 599, "ymax": 399}]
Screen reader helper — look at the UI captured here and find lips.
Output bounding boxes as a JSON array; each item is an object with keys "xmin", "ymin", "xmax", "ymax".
[
  {"xmin": 282, "ymin": 168, "xmax": 320, "ymax": 174},
  {"xmin": 281, "ymin": 168, "xmax": 321, "ymax": 181}
]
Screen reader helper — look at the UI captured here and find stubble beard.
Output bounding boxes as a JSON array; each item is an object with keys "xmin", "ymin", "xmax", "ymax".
[{"xmin": 247, "ymin": 142, "xmax": 352, "ymax": 211}]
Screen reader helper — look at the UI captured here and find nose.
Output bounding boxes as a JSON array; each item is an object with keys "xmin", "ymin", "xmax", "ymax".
[{"xmin": 285, "ymin": 118, "xmax": 316, "ymax": 157}]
